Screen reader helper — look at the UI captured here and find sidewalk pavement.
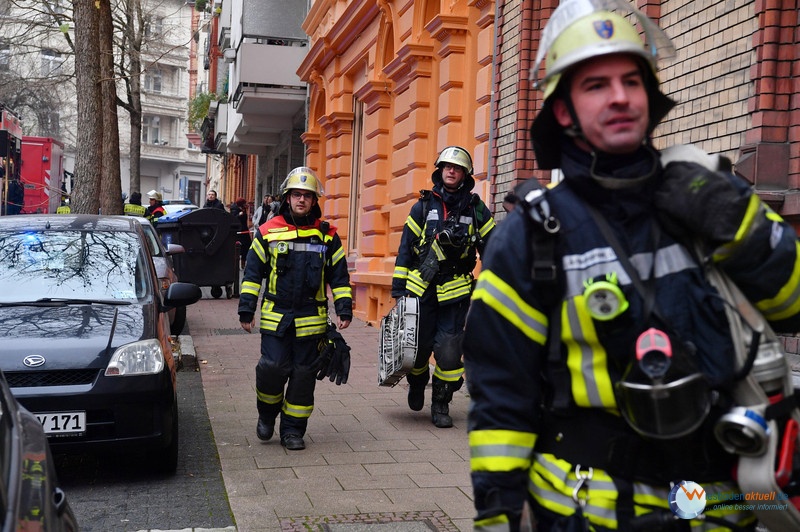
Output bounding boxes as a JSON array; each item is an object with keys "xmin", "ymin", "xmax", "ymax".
[{"xmin": 184, "ymin": 295, "xmax": 474, "ymax": 532}]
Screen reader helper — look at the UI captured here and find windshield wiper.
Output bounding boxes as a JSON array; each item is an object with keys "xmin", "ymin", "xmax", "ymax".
[{"xmin": 0, "ymin": 298, "xmax": 133, "ymax": 307}]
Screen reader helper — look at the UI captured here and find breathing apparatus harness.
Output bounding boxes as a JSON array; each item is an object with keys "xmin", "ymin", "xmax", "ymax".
[
  {"xmin": 517, "ymin": 155, "xmax": 800, "ymax": 529},
  {"xmin": 413, "ymin": 189, "xmax": 484, "ymax": 280}
]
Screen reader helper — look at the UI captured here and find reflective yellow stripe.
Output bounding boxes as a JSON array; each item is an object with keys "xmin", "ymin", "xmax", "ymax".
[
  {"xmin": 405, "ymin": 215, "xmax": 422, "ymax": 237},
  {"xmin": 251, "ymin": 237, "xmax": 267, "ymax": 263},
  {"xmin": 295, "ymin": 307, "xmax": 328, "ymax": 337},
  {"xmin": 530, "ymin": 458, "xmax": 619, "ymax": 528},
  {"xmin": 561, "ymin": 298, "xmax": 616, "ymax": 408},
  {"xmin": 430, "ymin": 239, "xmax": 446, "ymax": 260},
  {"xmin": 474, "ymin": 515, "xmax": 510, "ymax": 532},
  {"xmin": 471, "ymin": 270, "xmax": 548, "ymax": 345},
  {"xmin": 530, "ymin": 453, "xmax": 756, "ymax": 530},
  {"xmin": 436, "ymin": 275, "xmax": 472, "ymax": 302},
  {"xmin": 713, "ymin": 196, "xmax": 764, "ymax": 261},
  {"xmin": 124, "ymin": 204, "xmax": 146, "ymax": 215},
  {"xmin": 406, "ymin": 270, "xmax": 430, "ymax": 296},
  {"xmin": 757, "ymin": 241, "xmax": 800, "ymax": 321},
  {"xmin": 258, "ymin": 300, "xmax": 282, "ymax": 331},
  {"xmin": 410, "ymin": 365, "xmax": 429, "ymax": 376},
  {"xmin": 241, "ymin": 280, "xmax": 261, "ymax": 297},
  {"xmin": 330, "ymin": 245, "xmax": 345, "ymax": 265},
  {"xmin": 469, "ymin": 430, "xmax": 536, "ymax": 472},
  {"xmin": 256, "ymin": 390, "xmax": 282, "ymax": 405},
  {"xmin": 393, "ymin": 265, "xmax": 409, "ymax": 279},
  {"xmin": 332, "ymin": 286, "xmax": 352, "ymax": 301},
  {"xmin": 433, "ymin": 365, "xmax": 463, "ymax": 382},
  {"xmin": 282, "ymin": 401, "xmax": 313, "ymax": 419},
  {"xmin": 478, "ymin": 217, "xmax": 496, "ymax": 238}
]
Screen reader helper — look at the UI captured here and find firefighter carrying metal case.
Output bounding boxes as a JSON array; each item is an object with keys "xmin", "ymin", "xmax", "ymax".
[{"xmin": 378, "ymin": 296, "xmax": 420, "ymax": 387}]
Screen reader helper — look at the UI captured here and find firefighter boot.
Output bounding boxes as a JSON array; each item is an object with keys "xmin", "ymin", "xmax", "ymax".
[
  {"xmin": 431, "ymin": 378, "xmax": 456, "ymax": 428},
  {"xmin": 408, "ymin": 385, "xmax": 425, "ymax": 411},
  {"xmin": 406, "ymin": 368, "xmax": 429, "ymax": 412}
]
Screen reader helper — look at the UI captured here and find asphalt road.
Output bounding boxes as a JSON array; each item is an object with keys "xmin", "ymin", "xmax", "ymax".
[{"xmin": 53, "ymin": 355, "xmax": 235, "ymax": 532}]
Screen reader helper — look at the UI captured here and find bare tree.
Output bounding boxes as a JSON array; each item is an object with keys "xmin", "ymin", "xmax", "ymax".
[
  {"xmin": 114, "ymin": 0, "xmax": 144, "ymax": 196},
  {"xmin": 70, "ymin": 0, "xmax": 102, "ymax": 214},
  {"xmin": 100, "ymin": 0, "xmax": 122, "ymax": 214},
  {"xmin": 1, "ymin": 0, "xmax": 196, "ymax": 205},
  {"xmin": 0, "ymin": 1, "xmax": 77, "ymax": 143}
]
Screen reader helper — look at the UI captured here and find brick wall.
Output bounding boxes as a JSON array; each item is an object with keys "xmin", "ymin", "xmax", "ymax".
[{"xmin": 654, "ymin": 1, "xmax": 756, "ymax": 162}]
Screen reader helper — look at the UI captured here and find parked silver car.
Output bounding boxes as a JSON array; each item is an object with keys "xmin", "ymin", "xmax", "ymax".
[{"xmin": 135, "ymin": 217, "xmax": 189, "ymax": 335}]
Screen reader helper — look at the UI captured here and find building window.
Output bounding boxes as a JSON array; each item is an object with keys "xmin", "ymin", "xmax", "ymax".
[
  {"xmin": 144, "ymin": 68, "xmax": 162, "ymax": 93},
  {"xmin": 142, "ymin": 116, "xmax": 161, "ymax": 144},
  {"xmin": 348, "ymin": 98, "xmax": 364, "ymax": 255},
  {"xmin": 145, "ymin": 16, "xmax": 163, "ymax": 38},
  {"xmin": 0, "ymin": 44, "xmax": 9, "ymax": 72},
  {"xmin": 41, "ymin": 49, "xmax": 62, "ymax": 76}
]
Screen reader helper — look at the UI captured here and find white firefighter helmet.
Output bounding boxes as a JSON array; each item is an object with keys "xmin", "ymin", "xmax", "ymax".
[
  {"xmin": 529, "ymin": 0, "xmax": 677, "ymax": 169},
  {"xmin": 531, "ymin": 0, "xmax": 675, "ymax": 100},
  {"xmin": 435, "ymin": 146, "xmax": 473, "ymax": 175},
  {"xmin": 146, "ymin": 189, "xmax": 162, "ymax": 201},
  {"xmin": 280, "ymin": 167, "xmax": 324, "ymax": 198}
]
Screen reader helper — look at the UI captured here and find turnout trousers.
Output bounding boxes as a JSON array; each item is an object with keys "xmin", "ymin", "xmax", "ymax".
[
  {"xmin": 255, "ymin": 326, "xmax": 320, "ymax": 437},
  {"xmin": 406, "ymin": 290, "xmax": 468, "ymax": 390}
]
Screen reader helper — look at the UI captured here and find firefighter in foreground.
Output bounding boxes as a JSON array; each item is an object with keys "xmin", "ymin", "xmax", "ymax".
[
  {"xmin": 464, "ymin": 1, "xmax": 800, "ymax": 530},
  {"xmin": 238, "ymin": 167, "xmax": 352, "ymax": 451},
  {"xmin": 391, "ymin": 146, "xmax": 496, "ymax": 428}
]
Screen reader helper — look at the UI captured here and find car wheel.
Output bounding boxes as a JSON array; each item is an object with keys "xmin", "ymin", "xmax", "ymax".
[
  {"xmin": 170, "ymin": 306, "xmax": 186, "ymax": 336},
  {"xmin": 150, "ymin": 402, "xmax": 179, "ymax": 475},
  {"xmin": 210, "ymin": 286, "xmax": 222, "ymax": 298}
]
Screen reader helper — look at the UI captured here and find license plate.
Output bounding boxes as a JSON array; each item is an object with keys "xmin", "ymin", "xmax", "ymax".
[{"xmin": 35, "ymin": 412, "xmax": 86, "ymax": 436}]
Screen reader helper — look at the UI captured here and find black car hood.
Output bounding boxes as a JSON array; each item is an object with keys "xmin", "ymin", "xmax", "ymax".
[{"xmin": 0, "ymin": 303, "xmax": 154, "ymax": 371}]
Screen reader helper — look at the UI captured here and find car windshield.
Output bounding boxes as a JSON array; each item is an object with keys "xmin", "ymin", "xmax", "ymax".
[{"xmin": 0, "ymin": 229, "xmax": 152, "ymax": 303}]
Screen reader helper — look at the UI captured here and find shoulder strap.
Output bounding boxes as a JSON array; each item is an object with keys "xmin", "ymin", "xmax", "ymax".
[
  {"xmin": 419, "ymin": 189, "xmax": 432, "ymax": 218},
  {"xmin": 518, "ymin": 180, "xmax": 560, "ymax": 285},
  {"xmin": 517, "ymin": 180, "xmax": 569, "ymax": 409}
]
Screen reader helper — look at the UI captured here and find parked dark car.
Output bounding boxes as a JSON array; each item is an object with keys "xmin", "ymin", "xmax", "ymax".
[
  {"xmin": 0, "ymin": 368, "xmax": 78, "ymax": 530},
  {"xmin": 0, "ymin": 214, "xmax": 202, "ymax": 474},
  {"xmin": 135, "ymin": 216, "xmax": 188, "ymax": 335}
]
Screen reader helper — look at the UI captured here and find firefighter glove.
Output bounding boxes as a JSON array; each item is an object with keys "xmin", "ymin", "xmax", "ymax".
[
  {"xmin": 417, "ymin": 239, "xmax": 445, "ymax": 283},
  {"xmin": 316, "ymin": 324, "xmax": 351, "ymax": 385},
  {"xmin": 654, "ymin": 162, "xmax": 754, "ymax": 248},
  {"xmin": 315, "ymin": 336, "xmax": 334, "ymax": 381}
]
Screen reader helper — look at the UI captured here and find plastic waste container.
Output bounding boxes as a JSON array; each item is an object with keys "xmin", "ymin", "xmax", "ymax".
[{"xmin": 156, "ymin": 208, "xmax": 240, "ymax": 298}]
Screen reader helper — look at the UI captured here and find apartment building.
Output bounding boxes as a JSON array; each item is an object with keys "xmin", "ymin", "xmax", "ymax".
[
  {"xmin": 198, "ymin": 0, "xmax": 308, "ymax": 210},
  {"xmin": 0, "ymin": 0, "xmax": 205, "ymax": 205},
  {"xmin": 121, "ymin": 0, "xmax": 207, "ymax": 205}
]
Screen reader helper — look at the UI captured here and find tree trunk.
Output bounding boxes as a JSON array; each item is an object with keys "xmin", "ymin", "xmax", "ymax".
[
  {"xmin": 126, "ymin": 0, "xmax": 143, "ymax": 197},
  {"xmin": 99, "ymin": 0, "xmax": 122, "ymax": 215},
  {"xmin": 71, "ymin": 0, "xmax": 102, "ymax": 214}
]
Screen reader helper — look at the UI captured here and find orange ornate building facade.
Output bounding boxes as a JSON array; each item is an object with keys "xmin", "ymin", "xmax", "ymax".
[
  {"xmin": 299, "ymin": 0, "xmax": 498, "ymax": 324},
  {"xmin": 298, "ymin": 0, "xmax": 800, "ymax": 325}
]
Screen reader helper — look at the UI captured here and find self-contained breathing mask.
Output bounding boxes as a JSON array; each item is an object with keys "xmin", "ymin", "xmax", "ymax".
[{"xmin": 615, "ymin": 327, "xmax": 712, "ymax": 440}]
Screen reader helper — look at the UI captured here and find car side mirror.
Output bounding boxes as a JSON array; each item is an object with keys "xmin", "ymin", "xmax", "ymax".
[
  {"xmin": 163, "ymin": 282, "xmax": 202, "ymax": 309},
  {"xmin": 165, "ymin": 243, "xmax": 185, "ymax": 256}
]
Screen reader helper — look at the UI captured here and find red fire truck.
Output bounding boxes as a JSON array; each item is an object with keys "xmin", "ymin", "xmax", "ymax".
[
  {"xmin": 20, "ymin": 136, "xmax": 65, "ymax": 214},
  {"xmin": 0, "ymin": 104, "xmax": 22, "ymax": 215}
]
